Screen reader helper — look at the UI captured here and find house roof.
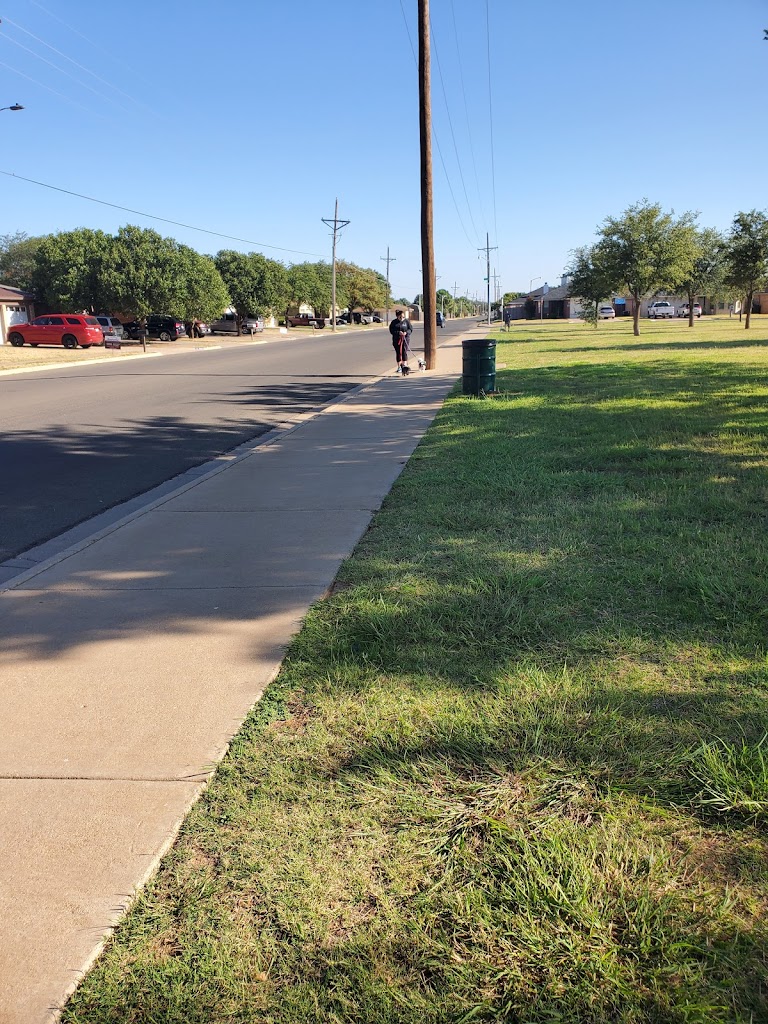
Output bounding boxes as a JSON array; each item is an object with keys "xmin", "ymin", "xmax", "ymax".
[
  {"xmin": 0, "ymin": 284, "xmax": 35, "ymax": 302},
  {"xmin": 530, "ymin": 283, "xmax": 570, "ymax": 301}
]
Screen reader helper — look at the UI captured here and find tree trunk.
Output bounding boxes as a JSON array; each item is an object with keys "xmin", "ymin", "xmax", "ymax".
[
  {"xmin": 688, "ymin": 289, "xmax": 694, "ymax": 328},
  {"xmin": 632, "ymin": 294, "xmax": 640, "ymax": 336},
  {"xmin": 745, "ymin": 290, "xmax": 753, "ymax": 329}
]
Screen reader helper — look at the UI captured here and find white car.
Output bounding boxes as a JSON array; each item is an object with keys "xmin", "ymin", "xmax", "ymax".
[
  {"xmin": 598, "ymin": 305, "xmax": 615, "ymax": 319},
  {"xmin": 677, "ymin": 303, "xmax": 702, "ymax": 318},
  {"xmin": 648, "ymin": 301, "xmax": 675, "ymax": 319}
]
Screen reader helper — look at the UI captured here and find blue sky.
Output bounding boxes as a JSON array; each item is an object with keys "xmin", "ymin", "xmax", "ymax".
[{"xmin": 1, "ymin": 0, "xmax": 766, "ymax": 301}]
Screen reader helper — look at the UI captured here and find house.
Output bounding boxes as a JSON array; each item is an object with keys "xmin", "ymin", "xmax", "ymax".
[
  {"xmin": 0, "ymin": 284, "xmax": 35, "ymax": 344},
  {"xmin": 506, "ymin": 276, "xmax": 586, "ymax": 320}
]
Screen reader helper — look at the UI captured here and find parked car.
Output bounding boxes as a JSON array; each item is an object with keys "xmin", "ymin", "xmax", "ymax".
[
  {"xmin": 145, "ymin": 314, "xmax": 186, "ymax": 340},
  {"xmin": 7, "ymin": 314, "xmax": 104, "ymax": 349},
  {"xmin": 360, "ymin": 314, "xmax": 374, "ymax": 325},
  {"xmin": 372, "ymin": 315, "xmax": 383, "ymax": 323},
  {"xmin": 95, "ymin": 315, "xmax": 126, "ymax": 339},
  {"xmin": 598, "ymin": 305, "xmax": 616, "ymax": 319},
  {"xmin": 285, "ymin": 314, "xmax": 325, "ymax": 329},
  {"xmin": 121, "ymin": 319, "xmax": 143, "ymax": 340},
  {"xmin": 647, "ymin": 301, "xmax": 675, "ymax": 319},
  {"xmin": 334, "ymin": 317, "xmax": 349, "ymax": 325},
  {"xmin": 677, "ymin": 303, "xmax": 702, "ymax": 318},
  {"xmin": 209, "ymin": 313, "xmax": 264, "ymax": 334},
  {"xmin": 436, "ymin": 311, "xmax": 446, "ymax": 327}
]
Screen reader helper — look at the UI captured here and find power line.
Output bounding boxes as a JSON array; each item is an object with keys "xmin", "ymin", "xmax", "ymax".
[
  {"xmin": 0, "ymin": 26, "xmax": 132, "ymax": 114},
  {"xmin": 430, "ymin": 20, "xmax": 481, "ymax": 244},
  {"xmin": 0, "ymin": 57, "xmax": 96, "ymax": 115},
  {"xmin": 396, "ymin": 0, "xmax": 475, "ymax": 249},
  {"xmin": 0, "ymin": 15, "xmax": 145, "ymax": 111},
  {"xmin": 485, "ymin": 0, "xmax": 499, "ymax": 249},
  {"xmin": 0, "ymin": 170, "xmax": 326, "ymax": 258},
  {"xmin": 449, "ymin": 0, "xmax": 486, "ymax": 225}
]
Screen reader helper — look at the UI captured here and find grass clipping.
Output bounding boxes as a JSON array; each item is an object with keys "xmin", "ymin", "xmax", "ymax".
[{"xmin": 64, "ymin": 317, "xmax": 768, "ymax": 1024}]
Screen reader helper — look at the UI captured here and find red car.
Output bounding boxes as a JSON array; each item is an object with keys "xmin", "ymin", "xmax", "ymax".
[{"xmin": 7, "ymin": 314, "xmax": 105, "ymax": 349}]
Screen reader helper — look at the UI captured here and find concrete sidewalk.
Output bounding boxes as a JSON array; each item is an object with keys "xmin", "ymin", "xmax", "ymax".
[{"xmin": 0, "ymin": 340, "xmax": 466, "ymax": 1022}]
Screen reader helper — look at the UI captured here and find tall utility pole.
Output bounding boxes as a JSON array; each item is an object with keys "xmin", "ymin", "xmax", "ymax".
[
  {"xmin": 478, "ymin": 233, "xmax": 498, "ymax": 327},
  {"xmin": 491, "ymin": 270, "xmax": 501, "ymax": 312},
  {"xmin": 322, "ymin": 198, "xmax": 349, "ymax": 332},
  {"xmin": 418, "ymin": 0, "xmax": 436, "ymax": 369},
  {"xmin": 381, "ymin": 247, "xmax": 396, "ymax": 326}
]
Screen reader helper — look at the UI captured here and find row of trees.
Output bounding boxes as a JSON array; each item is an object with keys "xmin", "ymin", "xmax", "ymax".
[
  {"xmin": 567, "ymin": 201, "xmax": 768, "ymax": 335},
  {"xmin": 0, "ymin": 227, "xmax": 390, "ymax": 327}
]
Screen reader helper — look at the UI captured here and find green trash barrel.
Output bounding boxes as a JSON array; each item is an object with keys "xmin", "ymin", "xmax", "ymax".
[{"xmin": 462, "ymin": 338, "xmax": 496, "ymax": 396}]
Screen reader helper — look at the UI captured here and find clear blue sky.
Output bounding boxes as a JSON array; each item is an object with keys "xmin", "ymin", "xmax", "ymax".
[{"xmin": 1, "ymin": 0, "xmax": 766, "ymax": 302}]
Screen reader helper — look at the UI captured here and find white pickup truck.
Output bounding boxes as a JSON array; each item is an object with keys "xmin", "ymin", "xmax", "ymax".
[{"xmin": 647, "ymin": 301, "xmax": 675, "ymax": 319}]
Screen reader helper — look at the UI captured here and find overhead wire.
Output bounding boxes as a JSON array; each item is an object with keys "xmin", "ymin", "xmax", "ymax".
[
  {"xmin": 0, "ymin": 29, "xmax": 133, "ymax": 114},
  {"xmin": 396, "ymin": 0, "xmax": 476, "ymax": 248},
  {"xmin": 0, "ymin": 170, "xmax": 327, "ymax": 259},
  {"xmin": 430, "ymin": 19, "xmax": 481, "ymax": 245},
  {"xmin": 0, "ymin": 55, "xmax": 99, "ymax": 116},
  {"xmin": 1, "ymin": 15, "xmax": 144, "ymax": 109},
  {"xmin": 485, "ymin": 0, "xmax": 499, "ymax": 249},
  {"xmin": 449, "ymin": 0, "xmax": 486, "ymax": 225}
]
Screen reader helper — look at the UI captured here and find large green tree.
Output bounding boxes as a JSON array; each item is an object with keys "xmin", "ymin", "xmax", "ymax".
[
  {"xmin": 723, "ymin": 210, "xmax": 768, "ymax": 330},
  {"xmin": 31, "ymin": 228, "xmax": 113, "ymax": 311},
  {"xmin": 567, "ymin": 245, "xmax": 618, "ymax": 327},
  {"xmin": 178, "ymin": 245, "xmax": 231, "ymax": 321},
  {"xmin": 595, "ymin": 200, "xmax": 695, "ymax": 336},
  {"xmin": 286, "ymin": 261, "xmax": 333, "ymax": 317},
  {"xmin": 214, "ymin": 250, "xmax": 288, "ymax": 329},
  {"xmin": 676, "ymin": 226, "xmax": 725, "ymax": 327},
  {"xmin": 99, "ymin": 226, "xmax": 228, "ymax": 320},
  {"xmin": 0, "ymin": 231, "xmax": 43, "ymax": 291},
  {"xmin": 338, "ymin": 261, "xmax": 387, "ymax": 314}
]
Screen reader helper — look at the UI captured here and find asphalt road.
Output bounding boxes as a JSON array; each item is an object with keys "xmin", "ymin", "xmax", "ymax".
[{"xmin": 0, "ymin": 320, "xmax": 468, "ymax": 562}]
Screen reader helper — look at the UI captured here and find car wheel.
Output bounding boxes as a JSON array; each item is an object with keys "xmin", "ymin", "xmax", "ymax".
[
  {"xmin": 9, "ymin": 333, "xmax": 24, "ymax": 347},
  {"xmin": 159, "ymin": 331, "xmax": 171, "ymax": 341},
  {"xmin": 62, "ymin": 335, "xmax": 78, "ymax": 349}
]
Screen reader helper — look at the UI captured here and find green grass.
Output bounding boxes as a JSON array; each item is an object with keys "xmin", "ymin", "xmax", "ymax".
[{"xmin": 63, "ymin": 315, "xmax": 768, "ymax": 1023}]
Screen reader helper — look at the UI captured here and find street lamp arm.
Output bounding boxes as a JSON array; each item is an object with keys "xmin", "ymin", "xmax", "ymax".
[{"xmin": 0, "ymin": 103, "xmax": 24, "ymax": 111}]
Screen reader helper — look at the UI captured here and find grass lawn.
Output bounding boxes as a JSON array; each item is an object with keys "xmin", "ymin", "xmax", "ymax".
[{"xmin": 63, "ymin": 315, "xmax": 768, "ymax": 1023}]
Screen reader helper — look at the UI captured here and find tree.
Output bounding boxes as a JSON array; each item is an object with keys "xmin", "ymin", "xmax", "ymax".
[
  {"xmin": 214, "ymin": 250, "xmax": 289, "ymax": 330},
  {"xmin": 177, "ymin": 245, "xmax": 231, "ymax": 321},
  {"xmin": 286, "ymin": 261, "xmax": 333, "ymax": 317},
  {"xmin": 337, "ymin": 261, "xmax": 387, "ymax": 314},
  {"xmin": 595, "ymin": 200, "xmax": 695, "ymax": 336},
  {"xmin": 723, "ymin": 210, "xmax": 768, "ymax": 330},
  {"xmin": 98, "ymin": 226, "xmax": 227, "ymax": 320},
  {"xmin": 676, "ymin": 226, "xmax": 725, "ymax": 327},
  {"xmin": 567, "ymin": 245, "xmax": 618, "ymax": 327},
  {"xmin": 0, "ymin": 231, "xmax": 43, "ymax": 291},
  {"xmin": 32, "ymin": 228, "xmax": 113, "ymax": 312}
]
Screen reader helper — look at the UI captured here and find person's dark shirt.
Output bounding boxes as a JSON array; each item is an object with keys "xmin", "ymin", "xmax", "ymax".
[{"xmin": 389, "ymin": 316, "xmax": 412, "ymax": 339}]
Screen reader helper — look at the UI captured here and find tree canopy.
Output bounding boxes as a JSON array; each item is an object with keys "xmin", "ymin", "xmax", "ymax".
[
  {"xmin": 594, "ymin": 200, "xmax": 695, "ymax": 336},
  {"xmin": 723, "ymin": 210, "xmax": 768, "ymax": 330},
  {"xmin": 567, "ymin": 245, "xmax": 617, "ymax": 327},
  {"xmin": 0, "ymin": 231, "xmax": 43, "ymax": 291},
  {"xmin": 214, "ymin": 250, "xmax": 288, "ymax": 326}
]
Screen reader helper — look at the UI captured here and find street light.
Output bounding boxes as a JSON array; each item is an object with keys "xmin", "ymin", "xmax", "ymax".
[
  {"xmin": 529, "ymin": 275, "xmax": 541, "ymax": 293},
  {"xmin": 0, "ymin": 103, "xmax": 24, "ymax": 112}
]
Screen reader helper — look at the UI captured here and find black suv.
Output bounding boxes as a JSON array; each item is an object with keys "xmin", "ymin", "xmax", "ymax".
[{"xmin": 145, "ymin": 315, "xmax": 186, "ymax": 341}]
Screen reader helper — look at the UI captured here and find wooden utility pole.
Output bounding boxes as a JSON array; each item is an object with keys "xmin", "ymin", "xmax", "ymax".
[
  {"xmin": 322, "ymin": 198, "xmax": 349, "ymax": 332},
  {"xmin": 381, "ymin": 247, "xmax": 396, "ymax": 326},
  {"xmin": 418, "ymin": 0, "xmax": 436, "ymax": 369}
]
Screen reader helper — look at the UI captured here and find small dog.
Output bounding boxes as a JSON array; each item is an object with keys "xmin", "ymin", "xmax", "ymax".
[
  {"xmin": 401, "ymin": 364, "xmax": 411, "ymax": 376},
  {"xmin": 418, "ymin": 358, "xmax": 427, "ymax": 371}
]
